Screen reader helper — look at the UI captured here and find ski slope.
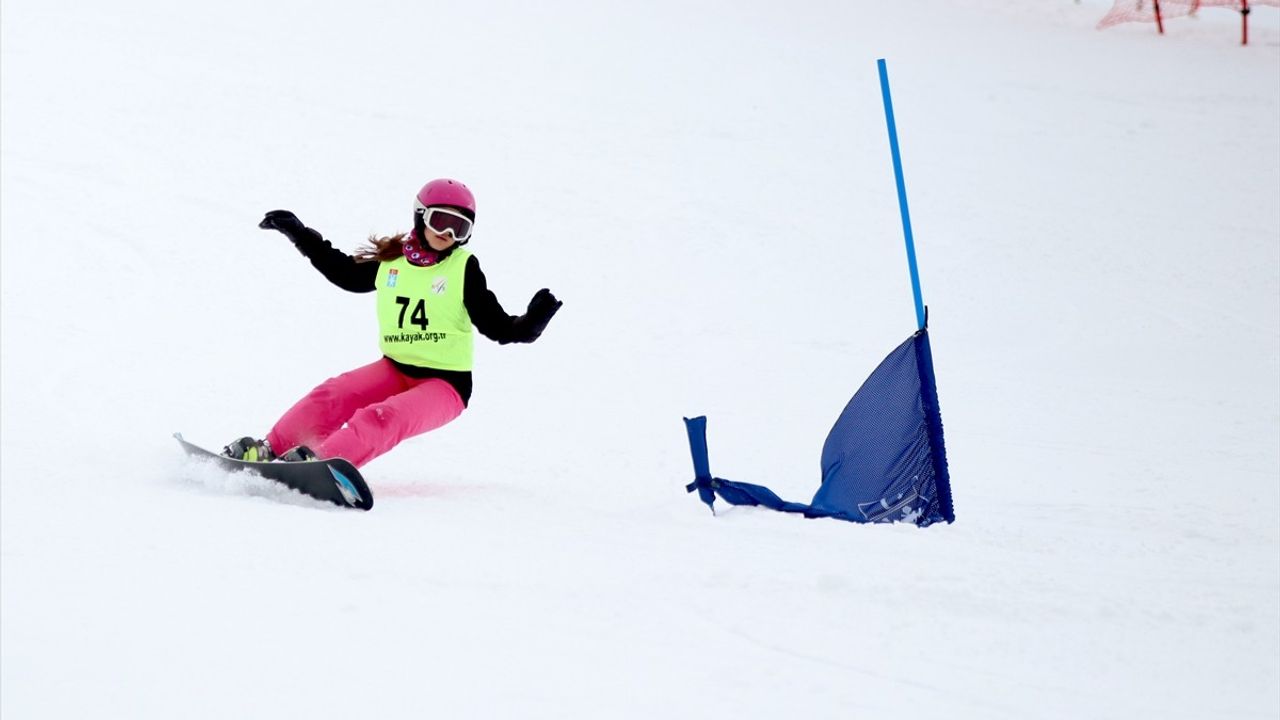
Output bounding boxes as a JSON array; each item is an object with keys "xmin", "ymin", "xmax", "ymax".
[{"xmin": 3, "ymin": 1, "xmax": 1278, "ymax": 717}]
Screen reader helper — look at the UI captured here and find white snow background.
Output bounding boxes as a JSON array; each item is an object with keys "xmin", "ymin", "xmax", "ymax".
[{"xmin": 2, "ymin": 1, "xmax": 1278, "ymax": 718}]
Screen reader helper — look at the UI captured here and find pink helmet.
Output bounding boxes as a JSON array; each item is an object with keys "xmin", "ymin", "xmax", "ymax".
[{"xmin": 416, "ymin": 178, "xmax": 475, "ymax": 219}]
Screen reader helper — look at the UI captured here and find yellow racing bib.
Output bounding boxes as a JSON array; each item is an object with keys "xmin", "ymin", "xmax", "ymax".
[{"xmin": 375, "ymin": 250, "xmax": 473, "ymax": 371}]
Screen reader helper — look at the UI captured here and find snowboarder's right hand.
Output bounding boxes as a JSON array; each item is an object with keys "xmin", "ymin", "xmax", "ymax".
[
  {"xmin": 258, "ymin": 209, "xmax": 305, "ymax": 234},
  {"xmin": 259, "ymin": 209, "xmax": 325, "ymax": 257}
]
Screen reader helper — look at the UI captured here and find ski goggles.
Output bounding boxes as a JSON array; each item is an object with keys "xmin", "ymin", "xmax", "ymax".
[{"xmin": 416, "ymin": 203, "xmax": 474, "ymax": 241}]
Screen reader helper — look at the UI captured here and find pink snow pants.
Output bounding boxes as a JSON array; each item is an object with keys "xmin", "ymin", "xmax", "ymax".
[{"xmin": 266, "ymin": 358, "xmax": 465, "ymax": 468}]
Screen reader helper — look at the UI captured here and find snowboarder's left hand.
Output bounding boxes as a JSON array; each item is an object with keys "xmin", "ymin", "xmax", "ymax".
[
  {"xmin": 519, "ymin": 288, "xmax": 562, "ymax": 341},
  {"xmin": 528, "ymin": 288, "xmax": 562, "ymax": 322}
]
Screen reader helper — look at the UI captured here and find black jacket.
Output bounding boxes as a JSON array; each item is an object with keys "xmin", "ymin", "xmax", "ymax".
[{"xmin": 290, "ymin": 230, "xmax": 546, "ymax": 405}]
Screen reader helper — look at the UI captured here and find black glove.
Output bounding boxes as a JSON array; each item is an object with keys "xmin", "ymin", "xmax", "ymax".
[
  {"xmin": 528, "ymin": 288, "xmax": 562, "ymax": 320},
  {"xmin": 259, "ymin": 209, "xmax": 323, "ymax": 255},
  {"xmin": 518, "ymin": 288, "xmax": 562, "ymax": 341},
  {"xmin": 259, "ymin": 209, "xmax": 305, "ymax": 234}
]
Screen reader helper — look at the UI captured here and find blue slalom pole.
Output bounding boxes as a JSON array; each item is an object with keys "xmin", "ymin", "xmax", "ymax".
[{"xmin": 877, "ymin": 58, "xmax": 926, "ymax": 331}]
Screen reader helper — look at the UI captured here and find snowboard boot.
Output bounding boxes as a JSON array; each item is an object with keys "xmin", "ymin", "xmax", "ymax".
[
  {"xmin": 278, "ymin": 445, "xmax": 319, "ymax": 463},
  {"xmin": 222, "ymin": 436, "xmax": 275, "ymax": 462}
]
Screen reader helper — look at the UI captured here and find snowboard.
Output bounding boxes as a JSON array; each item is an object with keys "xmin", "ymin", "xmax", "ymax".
[{"xmin": 174, "ymin": 433, "xmax": 374, "ymax": 511}]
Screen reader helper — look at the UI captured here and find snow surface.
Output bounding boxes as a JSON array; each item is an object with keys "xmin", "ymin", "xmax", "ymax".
[{"xmin": 3, "ymin": 1, "xmax": 1278, "ymax": 718}]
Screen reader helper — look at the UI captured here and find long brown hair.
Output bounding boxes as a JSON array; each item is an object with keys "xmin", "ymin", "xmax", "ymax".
[{"xmin": 356, "ymin": 232, "xmax": 410, "ymax": 262}]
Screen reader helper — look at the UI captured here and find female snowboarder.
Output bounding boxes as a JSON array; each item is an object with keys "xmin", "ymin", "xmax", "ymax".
[{"xmin": 223, "ymin": 178, "xmax": 562, "ymax": 467}]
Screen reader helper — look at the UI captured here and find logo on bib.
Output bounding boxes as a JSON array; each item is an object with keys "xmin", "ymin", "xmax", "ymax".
[
  {"xmin": 387, "ymin": 268, "xmax": 399, "ymax": 288},
  {"xmin": 432, "ymin": 277, "xmax": 447, "ymax": 295}
]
